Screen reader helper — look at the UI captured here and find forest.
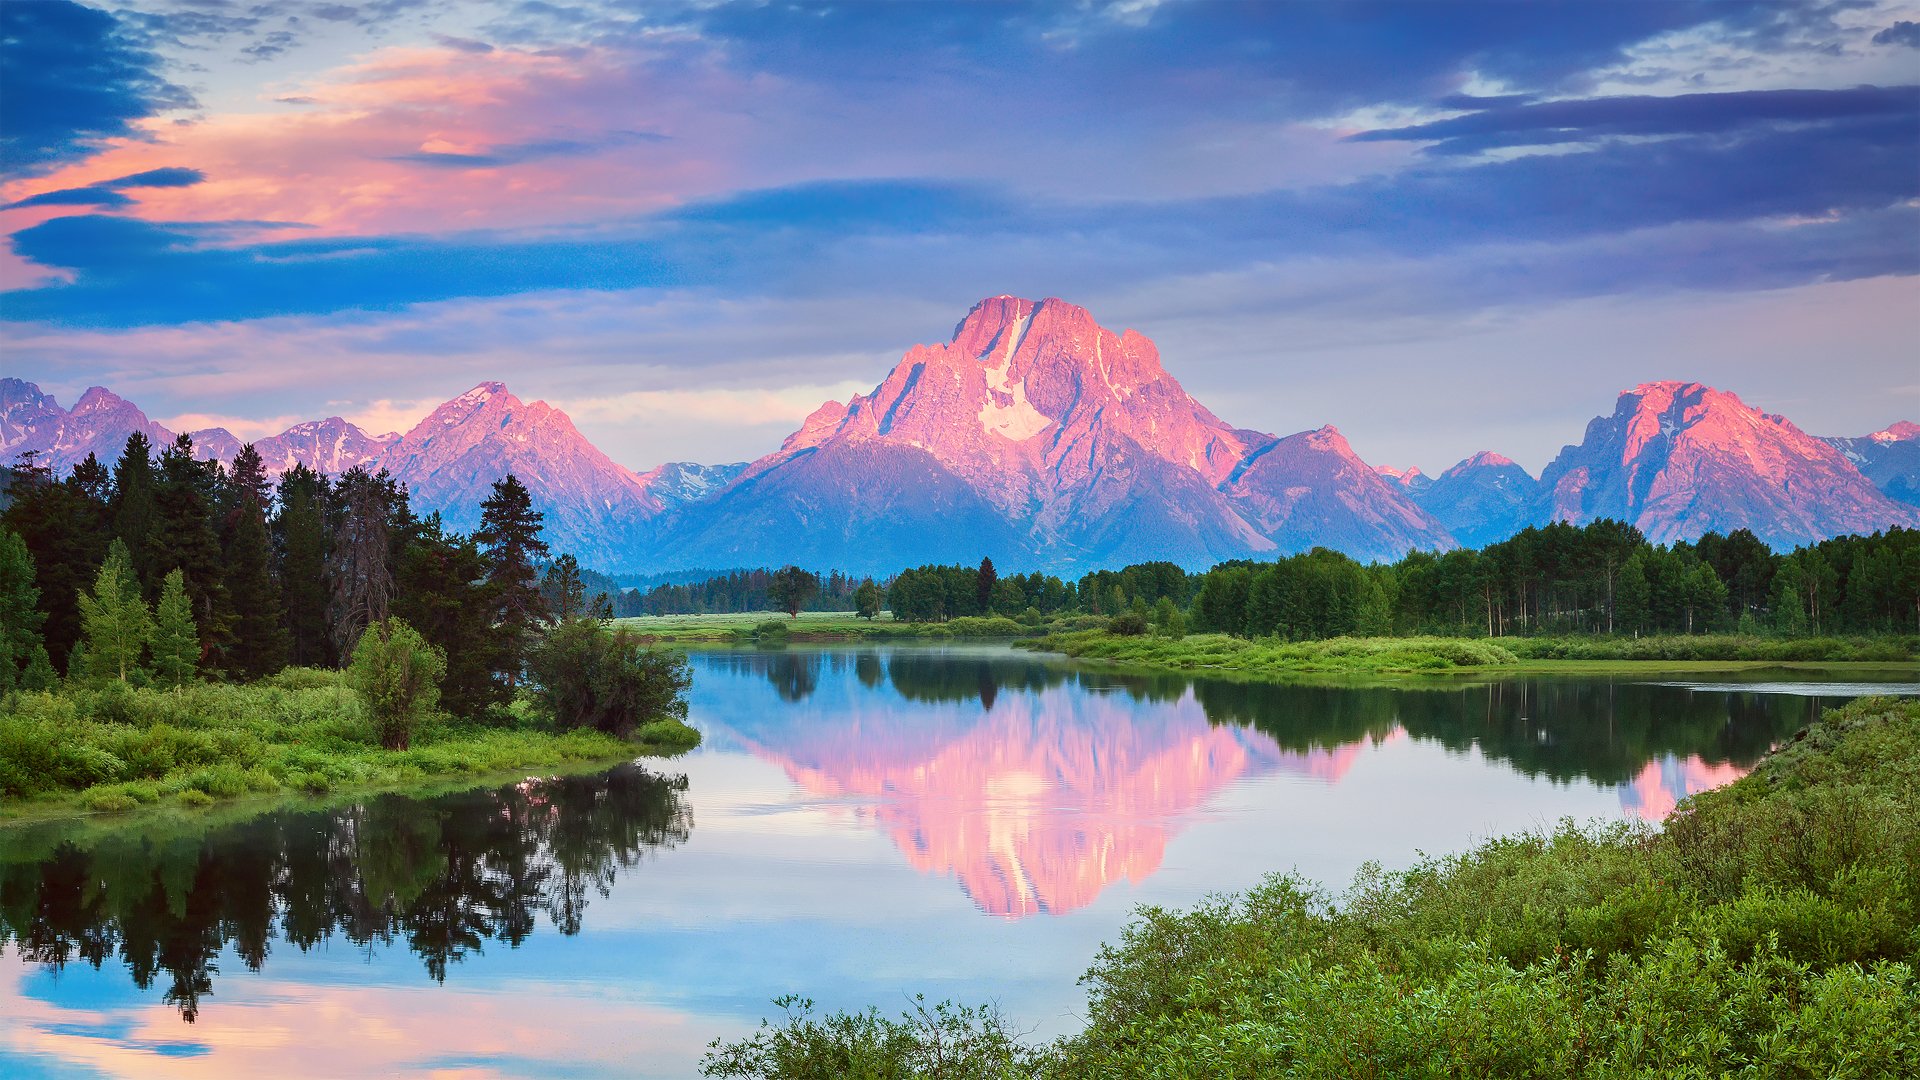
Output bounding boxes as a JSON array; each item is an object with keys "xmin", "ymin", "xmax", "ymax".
[{"xmin": 1, "ymin": 435, "xmax": 695, "ymax": 808}]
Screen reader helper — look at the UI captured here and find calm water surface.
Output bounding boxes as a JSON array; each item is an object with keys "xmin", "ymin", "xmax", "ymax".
[{"xmin": 2, "ymin": 645, "xmax": 1909, "ymax": 1078}]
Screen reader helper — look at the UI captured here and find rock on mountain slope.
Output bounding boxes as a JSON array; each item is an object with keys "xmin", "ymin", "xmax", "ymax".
[
  {"xmin": 634, "ymin": 460, "xmax": 748, "ymax": 508},
  {"xmin": 1375, "ymin": 465, "xmax": 1432, "ymax": 494},
  {"xmin": 652, "ymin": 296, "xmax": 1452, "ymax": 573},
  {"xmin": 374, "ymin": 382, "xmax": 664, "ymax": 565},
  {"xmin": 1412, "ymin": 451, "xmax": 1542, "ymax": 550},
  {"xmin": 253, "ymin": 418, "xmax": 399, "ymax": 475},
  {"xmin": 1538, "ymin": 381, "xmax": 1919, "ymax": 548},
  {"xmin": 1824, "ymin": 421, "xmax": 1920, "ymax": 508}
]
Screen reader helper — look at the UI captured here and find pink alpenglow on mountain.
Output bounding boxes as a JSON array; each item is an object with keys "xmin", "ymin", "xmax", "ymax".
[
  {"xmin": 0, "ymin": 380, "xmax": 173, "ymax": 475},
  {"xmin": 1539, "ymin": 381, "xmax": 1920, "ymax": 548},
  {"xmin": 374, "ymin": 382, "xmax": 664, "ymax": 565},
  {"xmin": 657, "ymin": 296, "xmax": 1451, "ymax": 572}
]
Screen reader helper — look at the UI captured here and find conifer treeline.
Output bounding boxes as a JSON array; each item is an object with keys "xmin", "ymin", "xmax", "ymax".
[
  {"xmin": 870, "ymin": 523, "xmax": 1919, "ymax": 637},
  {"xmin": 2, "ymin": 435, "xmax": 559, "ymax": 708}
]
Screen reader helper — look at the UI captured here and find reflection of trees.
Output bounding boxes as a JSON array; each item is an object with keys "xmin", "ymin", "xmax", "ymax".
[
  {"xmin": 1182, "ymin": 677, "xmax": 1821, "ymax": 785},
  {"xmin": 0, "ymin": 765, "xmax": 690, "ymax": 1021},
  {"xmin": 882, "ymin": 650, "xmax": 1067, "ymax": 707}
]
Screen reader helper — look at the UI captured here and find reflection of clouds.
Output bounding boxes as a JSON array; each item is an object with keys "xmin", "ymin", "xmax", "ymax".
[
  {"xmin": 0, "ymin": 958, "xmax": 724, "ymax": 1079},
  {"xmin": 721, "ymin": 682, "xmax": 1385, "ymax": 918},
  {"xmin": 1617, "ymin": 755, "xmax": 1748, "ymax": 821}
]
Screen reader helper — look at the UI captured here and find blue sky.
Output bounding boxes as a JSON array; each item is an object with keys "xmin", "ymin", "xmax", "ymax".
[{"xmin": 1, "ymin": 0, "xmax": 1916, "ymax": 473}]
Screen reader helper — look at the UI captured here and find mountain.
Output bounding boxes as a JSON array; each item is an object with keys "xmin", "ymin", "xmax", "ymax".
[
  {"xmin": 1412, "ymin": 451, "xmax": 1541, "ymax": 550},
  {"xmin": 0, "ymin": 380, "xmax": 173, "ymax": 475},
  {"xmin": 634, "ymin": 461, "xmax": 748, "ymax": 508},
  {"xmin": 252, "ymin": 418, "xmax": 399, "ymax": 476},
  {"xmin": 1374, "ymin": 464, "xmax": 1431, "ymax": 494},
  {"xmin": 652, "ymin": 296, "xmax": 1451, "ymax": 573},
  {"xmin": 1538, "ymin": 381, "xmax": 1919, "ymax": 547},
  {"xmin": 1824, "ymin": 422, "xmax": 1920, "ymax": 508},
  {"xmin": 373, "ymin": 382, "xmax": 664, "ymax": 566}
]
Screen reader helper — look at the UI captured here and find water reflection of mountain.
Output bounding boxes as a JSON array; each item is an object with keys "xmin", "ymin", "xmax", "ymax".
[
  {"xmin": 694, "ymin": 649, "xmax": 1836, "ymax": 916},
  {"xmin": 0, "ymin": 766, "xmax": 689, "ymax": 1021}
]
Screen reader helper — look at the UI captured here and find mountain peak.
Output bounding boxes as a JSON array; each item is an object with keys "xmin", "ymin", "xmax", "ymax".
[
  {"xmin": 1459, "ymin": 450, "xmax": 1517, "ymax": 470},
  {"xmin": 1871, "ymin": 420, "xmax": 1920, "ymax": 443}
]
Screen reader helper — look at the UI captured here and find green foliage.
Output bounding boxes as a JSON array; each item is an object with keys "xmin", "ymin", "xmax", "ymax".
[
  {"xmin": 1033, "ymin": 631, "xmax": 1519, "ymax": 673},
  {"xmin": 150, "ymin": 568, "xmax": 200, "ymax": 688},
  {"xmin": 76, "ymin": 538, "xmax": 151, "ymax": 684},
  {"xmin": 0, "ymin": 524, "xmax": 46, "ymax": 693},
  {"xmin": 0, "ymin": 670, "xmax": 656, "ymax": 809},
  {"xmin": 701, "ymin": 995, "xmax": 1041, "ymax": 1080},
  {"xmin": 347, "ymin": 617, "xmax": 446, "ymax": 750},
  {"xmin": 709, "ymin": 697, "xmax": 1920, "ymax": 1079},
  {"xmin": 526, "ymin": 619, "xmax": 692, "ymax": 737},
  {"xmin": 769, "ymin": 565, "xmax": 820, "ymax": 618},
  {"xmin": 854, "ymin": 578, "xmax": 881, "ymax": 620}
]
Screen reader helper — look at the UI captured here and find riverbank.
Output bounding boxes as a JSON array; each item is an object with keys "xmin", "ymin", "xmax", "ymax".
[
  {"xmin": 616, "ymin": 610, "xmax": 1066, "ymax": 642},
  {"xmin": 1021, "ymin": 629, "xmax": 1920, "ymax": 678},
  {"xmin": 0, "ymin": 669, "xmax": 700, "ymax": 819},
  {"xmin": 705, "ymin": 695, "xmax": 1920, "ymax": 1077}
]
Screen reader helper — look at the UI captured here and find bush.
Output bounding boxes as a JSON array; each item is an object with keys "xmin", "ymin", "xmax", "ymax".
[
  {"xmin": 527, "ymin": 618, "xmax": 693, "ymax": 737},
  {"xmin": 1107, "ymin": 613, "xmax": 1148, "ymax": 636},
  {"xmin": 347, "ymin": 618, "xmax": 447, "ymax": 750}
]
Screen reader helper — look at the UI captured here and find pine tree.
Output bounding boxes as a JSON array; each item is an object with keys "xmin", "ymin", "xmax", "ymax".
[
  {"xmin": 222, "ymin": 445, "xmax": 288, "ymax": 678},
  {"xmin": 77, "ymin": 538, "xmax": 151, "ymax": 683},
  {"xmin": 4, "ymin": 451, "xmax": 109, "ymax": 671},
  {"xmin": 975, "ymin": 557, "xmax": 997, "ymax": 616},
  {"xmin": 111, "ymin": 431, "xmax": 160, "ymax": 592},
  {"xmin": 0, "ymin": 524, "xmax": 46, "ymax": 692},
  {"xmin": 543, "ymin": 554, "xmax": 586, "ymax": 621},
  {"xmin": 854, "ymin": 579, "xmax": 881, "ymax": 620},
  {"xmin": 327, "ymin": 467, "xmax": 399, "ymax": 659},
  {"xmin": 152, "ymin": 568, "xmax": 200, "ymax": 688},
  {"xmin": 275, "ymin": 465, "xmax": 332, "ymax": 667},
  {"xmin": 153, "ymin": 435, "xmax": 234, "ymax": 667},
  {"xmin": 1770, "ymin": 558, "xmax": 1809, "ymax": 636},
  {"xmin": 475, "ymin": 474, "xmax": 549, "ymax": 683},
  {"xmin": 394, "ymin": 515, "xmax": 504, "ymax": 716},
  {"xmin": 1614, "ymin": 550, "xmax": 1652, "ymax": 635}
]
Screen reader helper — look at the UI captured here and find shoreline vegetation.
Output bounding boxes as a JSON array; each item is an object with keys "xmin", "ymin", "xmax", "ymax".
[
  {"xmin": 703, "ymin": 694, "xmax": 1920, "ymax": 1078},
  {"xmin": 3, "ymin": 449, "xmax": 700, "ymax": 820}
]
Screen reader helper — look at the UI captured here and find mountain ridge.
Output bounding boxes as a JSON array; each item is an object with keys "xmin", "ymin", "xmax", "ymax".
[{"xmin": 6, "ymin": 302, "xmax": 1915, "ymax": 571}]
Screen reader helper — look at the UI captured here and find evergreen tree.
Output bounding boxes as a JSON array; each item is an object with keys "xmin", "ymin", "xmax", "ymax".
[
  {"xmin": 222, "ymin": 446, "xmax": 288, "ymax": 678},
  {"xmin": 153, "ymin": 435, "xmax": 234, "ymax": 667},
  {"xmin": 111, "ymin": 432, "xmax": 159, "ymax": 590},
  {"xmin": 854, "ymin": 579, "xmax": 881, "ymax": 620},
  {"xmin": 394, "ymin": 515, "xmax": 506, "ymax": 716},
  {"xmin": 77, "ymin": 539, "xmax": 151, "ymax": 683},
  {"xmin": 327, "ymin": 467, "xmax": 399, "ymax": 659},
  {"xmin": 151, "ymin": 569, "xmax": 200, "ymax": 688},
  {"xmin": 543, "ymin": 554, "xmax": 587, "ymax": 621},
  {"xmin": 0, "ymin": 524, "xmax": 47, "ymax": 692},
  {"xmin": 275, "ymin": 465, "xmax": 332, "ymax": 667},
  {"xmin": 1686, "ymin": 564, "xmax": 1730, "ymax": 633},
  {"xmin": 975, "ymin": 557, "xmax": 997, "ymax": 615},
  {"xmin": 475, "ymin": 474, "xmax": 549, "ymax": 684},
  {"xmin": 4, "ymin": 451, "xmax": 109, "ymax": 671},
  {"xmin": 1614, "ymin": 551, "xmax": 1652, "ymax": 636},
  {"xmin": 768, "ymin": 565, "xmax": 818, "ymax": 618},
  {"xmin": 1770, "ymin": 559, "xmax": 1809, "ymax": 636}
]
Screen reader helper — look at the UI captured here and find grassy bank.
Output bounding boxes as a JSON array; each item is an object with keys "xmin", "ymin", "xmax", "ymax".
[
  {"xmin": 616, "ymin": 610, "xmax": 1077, "ymax": 642},
  {"xmin": 1024, "ymin": 629, "xmax": 1920, "ymax": 678},
  {"xmin": 706, "ymin": 695, "xmax": 1920, "ymax": 1077},
  {"xmin": 0, "ymin": 668, "xmax": 700, "ymax": 818}
]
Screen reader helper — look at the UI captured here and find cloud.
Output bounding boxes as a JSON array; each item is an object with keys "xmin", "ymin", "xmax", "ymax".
[
  {"xmin": 1875, "ymin": 20, "xmax": 1920, "ymax": 47},
  {"xmin": 1348, "ymin": 84, "xmax": 1920, "ymax": 156},
  {"xmin": 0, "ymin": 0, "xmax": 196, "ymax": 178},
  {"xmin": 384, "ymin": 131, "xmax": 669, "ymax": 169},
  {"xmin": 3, "ymin": 167, "xmax": 208, "ymax": 211}
]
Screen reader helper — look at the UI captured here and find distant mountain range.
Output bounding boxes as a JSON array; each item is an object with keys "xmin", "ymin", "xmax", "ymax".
[{"xmin": 5, "ymin": 297, "xmax": 1915, "ymax": 572}]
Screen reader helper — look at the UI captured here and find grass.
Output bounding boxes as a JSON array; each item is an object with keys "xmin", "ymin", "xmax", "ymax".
[
  {"xmin": 705, "ymin": 695, "xmax": 1920, "ymax": 1078},
  {"xmin": 0, "ymin": 668, "xmax": 700, "ymax": 819},
  {"xmin": 616, "ymin": 610, "xmax": 1074, "ymax": 642},
  {"xmin": 1024, "ymin": 630, "xmax": 1920, "ymax": 680}
]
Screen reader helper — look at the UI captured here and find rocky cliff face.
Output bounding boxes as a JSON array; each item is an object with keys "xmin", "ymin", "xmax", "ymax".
[
  {"xmin": 1824, "ymin": 421, "xmax": 1920, "ymax": 508},
  {"xmin": 1412, "ymin": 451, "xmax": 1541, "ymax": 550},
  {"xmin": 656, "ymin": 296, "xmax": 1449, "ymax": 572},
  {"xmin": 1537, "ymin": 381, "xmax": 1919, "ymax": 547}
]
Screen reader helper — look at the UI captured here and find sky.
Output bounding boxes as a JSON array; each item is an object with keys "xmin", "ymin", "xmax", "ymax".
[{"xmin": 2, "ymin": 0, "xmax": 1917, "ymax": 476}]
